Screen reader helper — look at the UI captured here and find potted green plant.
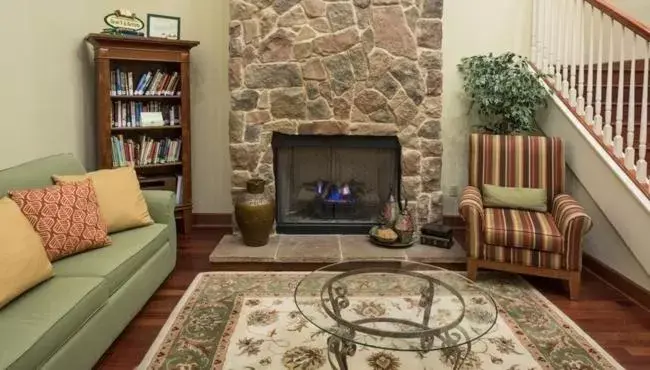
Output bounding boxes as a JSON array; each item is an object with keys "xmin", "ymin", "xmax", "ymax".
[{"xmin": 457, "ymin": 52, "xmax": 550, "ymax": 135}]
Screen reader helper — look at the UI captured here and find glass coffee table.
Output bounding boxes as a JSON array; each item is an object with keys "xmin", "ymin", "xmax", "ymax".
[{"xmin": 294, "ymin": 260, "xmax": 498, "ymax": 370}]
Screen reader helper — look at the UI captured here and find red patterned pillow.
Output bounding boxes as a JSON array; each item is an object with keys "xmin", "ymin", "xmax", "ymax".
[{"xmin": 8, "ymin": 179, "xmax": 111, "ymax": 261}]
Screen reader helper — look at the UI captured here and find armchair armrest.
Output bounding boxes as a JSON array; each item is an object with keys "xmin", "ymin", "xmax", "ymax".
[
  {"xmin": 458, "ymin": 186, "xmax": 485, "ymax": 258},
  {"xmin": 552, "ymin": 194, "xmax": 593, "ymax": 270}
]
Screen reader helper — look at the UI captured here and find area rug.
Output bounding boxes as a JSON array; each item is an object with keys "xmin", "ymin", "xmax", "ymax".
[{"xmin": 138, "ymin": 272, "xmax": 623, "ymax": 370}]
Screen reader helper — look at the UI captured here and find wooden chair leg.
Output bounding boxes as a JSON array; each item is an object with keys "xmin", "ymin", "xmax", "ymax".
[
  {"xmin": 568, "ymin": 271, "xmax": 581, "ymax": 300},
  {"xmin": 466, "ymin": 258, "xmax": 478, "ymax": 281}
]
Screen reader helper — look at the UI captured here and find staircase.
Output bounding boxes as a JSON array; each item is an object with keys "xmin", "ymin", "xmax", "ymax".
[
  {"xmin": 531, "ymin": 0, "xmax": 650, "ymax": 197},
  {"xmin": 587, "ymin": 60, "xmax": 650, "ymax": 160},
  {"xmin": 531, "ymin": 0, "xmax": 650, "ymax": 280}
]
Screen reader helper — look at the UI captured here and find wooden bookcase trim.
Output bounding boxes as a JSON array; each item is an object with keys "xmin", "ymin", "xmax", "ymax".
[{"xmin": 86, "ymin": 33, "xmax": 199, "ymax": 234}]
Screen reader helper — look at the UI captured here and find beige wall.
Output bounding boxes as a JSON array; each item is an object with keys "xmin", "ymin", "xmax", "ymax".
[
  {"xmin": 610, "ymin": 0, "xmax": 650, "ymax": 25},
  {"xmin": 0, "ymin": 0, "xmax": 231, "ymax": 213},
  {"xmin": 441, "ymin": 0, "xmax": 532, "ymax": 214},
  {"xmin": 1, "ymin": 0, "xmax": 535, "ymax": 214}
]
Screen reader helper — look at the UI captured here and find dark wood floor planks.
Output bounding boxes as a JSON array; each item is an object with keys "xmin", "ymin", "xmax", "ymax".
[{"xmin": 96, "ymin": 229, "xmax": 650, "ymax": 369}]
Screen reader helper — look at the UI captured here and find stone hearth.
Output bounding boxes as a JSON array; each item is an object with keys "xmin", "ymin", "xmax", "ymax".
[
  {"xmin": 229, "ymin": 0, "xmax": 444, "ymax": 229},
  {"xmin": 210, "ymin": 235, "xmax": 465, "ymax": 263}
]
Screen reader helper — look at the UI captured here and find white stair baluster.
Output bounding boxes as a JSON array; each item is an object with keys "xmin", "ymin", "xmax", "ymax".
[
  {"xmin": 570, "ymin": 0, "xmax": 579, "ymax": 107},
  {"xmin": 577, "ymin": 1, "xmax": 586, "ymax": 115},
  {"xmin": 538, "ymin": 0, "xmax": 544, "ymax": 67},
  {"xmin": 532, "ymin": 0, "xmax": 538, "ymax": 62},
  {"xmin": 604, "ymin": 15, "xmax": 615, "ymax": 143},
  {"xmin": 556, "ymin": 0, "xmax": 565, "ymax": 90},
  {"xmin": 625, "ymin": 35, "xmax": 637, "ymax": 168},
  {"xmin": 543, "ymin": 0, "xmax": 551, "ymax": 74},
  {"xmin": 614, "ymin": 26, "xmax": 626, "ymax": 156},
  {"xmin": 637, "ymin": 41, "xmax": 649, "ymax": 183},
  {"xmin": 549, "ymin": 0, "xmax": 557, "ymax": 79},
  {"xmin": 562, "ymin": 0, "xmax": 572, "ymax": 98},
  {"xmin": 594, "ymin": 10, "xmax": 604, "ymax": 134},
  {"xmin": 586, "ymin": 3, "xmax": 595, "ymax": 125}
]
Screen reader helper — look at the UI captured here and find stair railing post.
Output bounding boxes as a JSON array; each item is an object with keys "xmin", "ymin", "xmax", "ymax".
[
  {"xmin": 577, "ymin": 0, "xmax": 586, "ymax": 114},
  {"xmin": 604, "ymin": 15, "xmax": 615, "ymax": 142},
  {"xmin": 556, "ymin": 0, "xmax": 566, "ymax": 90},
  {"xmin": 570, "ymin": 0, "xmax": 579, "ymax": 107},
  {"xmin": 613, "ymin": 25, "xmax": 627, "ymax": 156},
  {"xmin": 594, "ymin": 10, "xmax": 605, "ymax": 134},
  {"xmin": 637, "ymin": 41, "xmax": 649, "ymax": 184},
  {"xmin": 625, "ymin": 35, "xmax": 637, "ymax": 169},
  {"xmin": 563, "ymin": 0, "xmax": 573, "ymax": 98},
  {"xmin": 586, "ymin": 3, "xmax": 595, "ymax": 125}
]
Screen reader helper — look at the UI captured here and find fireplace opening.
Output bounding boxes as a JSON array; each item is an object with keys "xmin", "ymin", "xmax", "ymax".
[{"xmin": 272, "ymin": 133, "xmax": 401, "ymax": 234}]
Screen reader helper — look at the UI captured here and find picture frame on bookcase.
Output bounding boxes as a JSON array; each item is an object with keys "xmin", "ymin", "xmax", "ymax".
[{"xmin": 146, "ymin": 14, "xmax": 180, "ymax": 40}]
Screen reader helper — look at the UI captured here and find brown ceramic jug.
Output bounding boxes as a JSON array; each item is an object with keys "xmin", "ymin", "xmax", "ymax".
[{"xmin": 234, "ymin": 179, "xmax": 275, "ymax": 247}]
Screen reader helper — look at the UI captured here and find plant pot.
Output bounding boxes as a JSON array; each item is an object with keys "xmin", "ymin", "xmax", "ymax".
[{"xmin": 234, "ymin": 179, "xmax": 275, "ymax": 247}]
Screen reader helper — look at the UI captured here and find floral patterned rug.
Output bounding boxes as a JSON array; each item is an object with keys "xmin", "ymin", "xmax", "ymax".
[{"xmin": 138, "ymin": 272, "xmax": 622, "ymax": 370}]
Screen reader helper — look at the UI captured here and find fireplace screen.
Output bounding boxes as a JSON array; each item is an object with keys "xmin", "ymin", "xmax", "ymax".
[{"xmin": 272, "ymin": 133, "xmax": 401, "ymax": 234}]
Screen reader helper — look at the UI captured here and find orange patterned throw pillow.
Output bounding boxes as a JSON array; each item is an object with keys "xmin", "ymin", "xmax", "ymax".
[{"xmin": 8, "ymin": 179, "xmax": 111, "ymax": 261}]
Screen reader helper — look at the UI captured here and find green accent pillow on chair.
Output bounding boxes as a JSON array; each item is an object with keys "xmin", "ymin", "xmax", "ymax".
[{"xmin": 482, "ymin": 184, "xmax": 548, "ymax": 212}]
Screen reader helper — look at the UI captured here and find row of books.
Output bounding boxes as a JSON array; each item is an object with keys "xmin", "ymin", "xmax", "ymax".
[
  {"xmin": 111, "ymin": 69, "xmax": 180, "ymax": 96},
  {"xmin": 111, "ymin": 135, "xmax": 182, "ymax": 167},
  {"xmin": 111, "ymin": 101, "xmax": 181, "ymax": 128}
]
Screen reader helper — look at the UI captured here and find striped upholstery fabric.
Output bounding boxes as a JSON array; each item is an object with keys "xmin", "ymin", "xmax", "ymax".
[
  {"xmin": 552, "ymin": 194, "xmax": 593, "ymax": 270},
  {"xmin": 469, "ymin": 133, "xmax": 565, "ymax": 209},
  {"xmin": 459, "ymin": 186, "xmax": 484, "ymax": 258},
  {"xmin": 460, "ymin": 134, "xmax": 592, "ymax": 272},
  {"xmin": 479, "ymin": 245, "xmax": 565, "ymax": 270},
  {"xmin": 484, "ymin": 208, "xmax": 563, "ymax": 253}
]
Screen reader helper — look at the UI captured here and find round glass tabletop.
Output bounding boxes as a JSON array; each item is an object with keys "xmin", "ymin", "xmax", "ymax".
[{"xmin": 294, "ymin": 260, "xmax": 498, "ymax": 353}]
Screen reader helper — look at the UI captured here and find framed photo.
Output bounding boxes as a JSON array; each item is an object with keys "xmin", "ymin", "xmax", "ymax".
[{"xmin": 147, "ymin": 14, "xmax": 180, "ymax": 39}]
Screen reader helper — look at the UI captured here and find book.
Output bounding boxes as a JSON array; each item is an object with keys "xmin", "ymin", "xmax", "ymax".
[
  {"xmin": 111, "ymin": 134, "xmax": 182, "ymax": 167},
  {"xmin": 109, "ymin": 69, "xmax": 181, "ymax": 97},
  {"xmin": 111, "ymin": 101, "xmax": 181, "ymax": 128}
]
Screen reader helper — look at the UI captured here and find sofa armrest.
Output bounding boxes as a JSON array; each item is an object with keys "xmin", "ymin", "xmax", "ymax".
[
  {"xmin": 458, "ymin": 186, "xmax": 485, "ymax": 258},
  {"xmin": 552, "ymin": 194, "xmax": 593, "ymax": 270},
  {"xmin": 143, "ymin": 190, "xmax": 176, "ymax": 224}
]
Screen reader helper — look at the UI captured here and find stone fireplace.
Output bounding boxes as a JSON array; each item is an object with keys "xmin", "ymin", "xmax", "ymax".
[
  {"xmin": 273, "ymin": 133, "xmax": 401, "ymax": 233},
  {"xmin": 229, "ymin": 0, "xmax": 443, "ymax": 232}
]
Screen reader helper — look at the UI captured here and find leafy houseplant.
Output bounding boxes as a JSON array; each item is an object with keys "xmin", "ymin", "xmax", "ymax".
[{"xmin": 457, "ymin": 52, "xmax": 550, "ymax": 135}]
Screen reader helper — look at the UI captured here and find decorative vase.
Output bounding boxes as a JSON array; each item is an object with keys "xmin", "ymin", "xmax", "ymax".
[
  {"xmin": 234, "ymin": 178, "xmax": 275, "ymax": 247},
  {"xmin": 379, "ymin": 186, "xmax": 399, "ymax": 227},
  {"xmin": 394, "ymin": 198, "xmax": 415, "ymax": 244}
]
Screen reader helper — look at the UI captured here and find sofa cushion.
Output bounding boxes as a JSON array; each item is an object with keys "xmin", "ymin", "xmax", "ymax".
[
  {"xmin": 53, "ymin": 167, "xmax": 154, "ymax": 233},
  {"xmin": 0, "ymin": 276, "xmax": 108, "ymax": 370},
  {"xmin": 53, "ymin": 224, "xmax": 168, "ymax": 295},
  {"xmin": 0, "ymin": 197, "xmax": 53, "ymax": 309},
  {"xmin": 484, "ymin": 208, "xmax": 563, "ymax": 253},
  {"xmin": 8, "ymin": 179, "xmax": 112, "ymax": 261}
]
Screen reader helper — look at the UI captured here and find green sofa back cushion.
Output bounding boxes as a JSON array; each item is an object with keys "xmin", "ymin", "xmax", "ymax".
[
  {"xmin": 483, "ymin": 184, "xmax": 548, "ymax": 212},
  {"xmin": 0, "ymin": 154, "xmax": 86, "ymax": 196}
]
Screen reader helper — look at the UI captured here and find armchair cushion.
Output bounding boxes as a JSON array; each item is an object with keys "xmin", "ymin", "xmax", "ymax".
[{"xmin": 484, "ymin": 208, "xmax": 563, "ymax": 253}]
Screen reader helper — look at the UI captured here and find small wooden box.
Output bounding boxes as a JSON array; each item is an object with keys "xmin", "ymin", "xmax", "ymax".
[
  {"xmin": 420, "ymin": 234, "xmax": 454, "ymax": 249},
  {"xmin": 139, "ymin": 176, "xmax": 177, "ymax": 192}
]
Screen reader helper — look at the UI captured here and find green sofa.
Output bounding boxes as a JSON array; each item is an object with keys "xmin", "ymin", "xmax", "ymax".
[{"xmin": 0, "ymin": 154, "xmax": 177, "ymax": 369}]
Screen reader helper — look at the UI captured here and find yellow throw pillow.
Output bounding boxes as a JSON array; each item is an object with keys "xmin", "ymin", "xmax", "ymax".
[
  {"xmin": 53, "ymin": 167, "xmax": 153, "ymax": 233},
  {"xmin": 483, "ymin": 184, "xmax": 548, "ymax": 212},
  {"xmin": 0, "ymin": 197, "xmax": 54, "ymax": 309}
]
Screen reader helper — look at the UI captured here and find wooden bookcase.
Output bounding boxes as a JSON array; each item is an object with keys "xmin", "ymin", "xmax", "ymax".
[{"xmin": 85, "ymin": 33, "xmax": 199, "ymax": 234}]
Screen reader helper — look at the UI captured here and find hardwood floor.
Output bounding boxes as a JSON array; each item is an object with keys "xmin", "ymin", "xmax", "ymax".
[{"xmin": 97, "ymin": 228, "xmax": 650, "ymax": 369}]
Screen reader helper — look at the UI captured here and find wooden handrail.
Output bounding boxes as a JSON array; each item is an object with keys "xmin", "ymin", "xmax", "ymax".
[{"xmin": 585, "ymin": 0, "xmax": 650, "ymax": 40}]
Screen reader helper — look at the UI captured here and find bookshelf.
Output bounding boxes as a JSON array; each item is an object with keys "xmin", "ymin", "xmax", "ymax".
[{"xmin": 86, "ymin": 33, "xmax": 199, "ymax": 234}]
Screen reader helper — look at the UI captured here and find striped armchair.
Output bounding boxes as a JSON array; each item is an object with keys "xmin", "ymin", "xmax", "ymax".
[{"xmin": 459, "ymin": 134, "xmax": 592, "ymax": 299}]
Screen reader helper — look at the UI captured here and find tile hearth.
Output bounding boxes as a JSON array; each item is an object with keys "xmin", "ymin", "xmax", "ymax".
[{"xmin": 209, "ymin": 235, "xmax": 465, "ymax": 263}]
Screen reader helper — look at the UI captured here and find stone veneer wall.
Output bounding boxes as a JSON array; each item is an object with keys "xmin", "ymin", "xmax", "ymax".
[{"xmin": 229, "ymin": 0, "xmax": 444, "ymax": 227}]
